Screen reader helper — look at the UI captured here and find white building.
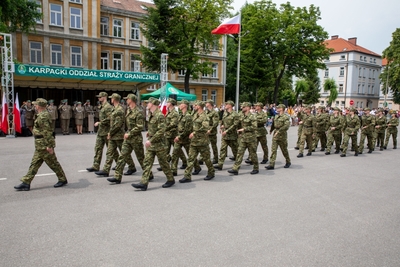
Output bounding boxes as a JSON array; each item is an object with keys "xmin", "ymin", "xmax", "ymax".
[{"xmin": 379, "ymin": 58, "xmax": 399, "ymax": 110}]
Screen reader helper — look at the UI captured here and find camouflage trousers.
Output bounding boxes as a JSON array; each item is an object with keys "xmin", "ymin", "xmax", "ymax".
[
  {"xmin": 60, "ymin": 119, "xmax": 70, "ymax": 134},
  {"xmin": 299, "ymin": 132, "xmax": 314, "ymax": 154},
  {"xmin": 170, "ymin": 142, "xmax": 193, "ymax": 173},
  {"xmin": 217, "ymin": 139, "xmax": 238, "ymax": 167},
  {"xmin": 102, "ymin": 139, "xmax": 124, "ymax": 173},
  {"xmin": 296, "ymin": 125, "xmax": 303, "ymax": 147},
  {"xmin": 166, "ymin": 137, "xmax": 186, "ymax": 163},
  {"xmin": 21, "ymin": 148, "xmax": 67, "ymax": 184},
  {"xmin": 233, "ymin": 139, "xmax": 258, "ymax": 171},
  {"xmin": 114, "ymin": 139, "xmax": 145, "ymax": 180},
  {"xmin": 257, "ymin": 135, "xmax": 269, "ymax": 160},
  {"xmin": 312, "ymin": 131, "xmax": 327, "ymax": 150},
  {"xmin": 385, "ymin": 129, "xmax": 398, "ymax": 148},
  {"xmin": 91, "ymin": 135, "xmax": 117, "ymax": 170},
  {"xmin": 269, "ymin": 137, "xmax": 290, "ymax": 167},
  {"xmin": 341, "ymin": 134, "xmax": 358, "ymax": 154},
  {"xmin": 375, "ymin": 132, "xmax": 385, "ymax": 148},
  {"xmin": 140, "ymin": 148, "xmax": 174, "ymax": 185},
  {"xmin": 184, "ymin": 145, "xmax": 215, "ymax": 179},
  {"xmin": 359, "ymin": 131, "xmax": 374, "ymax": 152},
  {"xmin": 200, "ymin": 134, "xmax": 218, "ymax": 162},
  {"xmin": 326, "ymin": 131, "xmax": 342, "ymax": 152}
]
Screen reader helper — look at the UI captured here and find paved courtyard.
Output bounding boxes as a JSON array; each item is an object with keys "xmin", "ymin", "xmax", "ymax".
[{"xmin": 1, "ymin": 126, "xmax": 399, "ymax": 266}]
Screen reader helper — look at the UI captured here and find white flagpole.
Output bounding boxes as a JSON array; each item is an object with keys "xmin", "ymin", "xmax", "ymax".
[{"xmin": 235, "ymin": 13, "xmax": 241, "ymax": 112}]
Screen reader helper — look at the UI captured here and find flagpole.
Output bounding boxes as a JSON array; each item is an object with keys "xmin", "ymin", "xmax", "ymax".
[{"xmin": 235, "ymin": 14, "xmax": 241, "ymax": 112}]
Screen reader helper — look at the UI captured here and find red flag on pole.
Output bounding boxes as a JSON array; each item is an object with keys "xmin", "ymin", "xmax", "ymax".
[
  {"xmin": 211, "ymin": 15, "xmax": 241, "ymax": 35},
  {"xmin": 13, "ymin": 93, "xmax": 22, "ymax": 134},
  {"xmin": 159, "ymin": 98, "xmax": 167, "ymax": 116},
  {"xmin": 1, "ymin": 92, "xmax": 8, "ymax": 134}
]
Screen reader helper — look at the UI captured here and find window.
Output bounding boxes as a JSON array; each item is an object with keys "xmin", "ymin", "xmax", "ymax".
[
  {"xmin": 324, "ymin": 68, "xmax": 329, "ymax": 77},
  {"xmin": 50, "ymin": 4, "xmax": 62, "ymax": 26},
  {"xmin": 71, "ymin": 46, "xmax": 82, "ymax": 67},
  {"xmin": 101, "ymin": 52, "xmax": 109, "ymax": 70},
  {"xmin": 51, "ymin": 44, "xmax": 62, "ymax": 65},
  {"xmin": 335, "ymin": 101, "xmax": 339, "ymax": 107},
  {"xmin": 360, "ymin": 102, "xmax": 363, "ymax": 108},
  {"xmin": 130, "ymin": 54, "xmax": 141, "ymax": 72},
  {"xmin": 356, "ymin": 101, "xmax": 359, "ymax": 108},
  {"xmin": 100, "ymin": 17, "xmax": 109, "ymax": 35},
  {"xmin": 341, "ymin": 101, "xmax": 345, "ymax": 106},
  {"xmin": 70, "ymin": 0, "xmax": 82, "ymax": 3},
  {"xmin": 212, "ymin": 40, "xmax": 219, "ymax": 51},
  {"xmin": 340, "ymin": 55, "xmax": 345, "ymax": 60},
  {"xmin": 358, "ymin": 84, "xmax": 361, "ymax": 93},
  {"xmin": 339, "ymin": 67, "xmax": 344, "ymax": 76},
  {"xmin": 358, "ymin": 67, "xmax": 362, "ymax": 78},
  {"xmin": 360, "ymin": 55, "xmax": 363, "ymax": 61},
  {"xmin": 364, "ymin": 56, "xmax": 367, "ymax": 62},
  {"xmin": 70, "ymin": 8, "xmax": 82, "ymax": 29},
  {"xmin": 372, "ymin": 70, "xmax": 375, "ymax": 79},
  {"xmin": 371, "ymin": 85, "xmax": 375, "ymax": 94},
  {"xmin": 363, "ymin": 68, "xmax": 366, "ymax": 78},
  {"xmin": 202, "ymin": 89, "xmax": 208, "ymax": 101},
  {"xmin": 211, "ymin": 90, "xmax": 217, "ymax": 104},
  {"xmin": 368, "ymin": 85, "xmax": 371, "ymax": 94},
  {"xmin": 339, "ymin": 84, "xmax": 343, "ymax": 93},
  {"xmin": 29, "ymin": 42, "xmax": 42, "ymax": 64},
  {"xmin": 320, "ymin": 100, "xmax": 325, "ymax": 105},
  {"xmin": 113, "ymin": 53, "xmax": 122, "ymax": 70},
  {"xmin": 113, "ymin": 19, "xmax": 123, "ymax": 37},
  {"xmin": 202, "ymin": 71, "xmax": 209, "ymax": 78},
  {"xmin": 211, "ymin": 63, "xmax": 218, "ymax": 78},
  {"xmin": 178, "ymin": 69, "xmax": 185, "ymax": 76},
  {"xmin": 374, "ymin": 58, "xmax": 376, "ymax": 64},
  {"xmin": 370, "ymin": 57, "xmax": 373, "ymax": 63},
  {"xmin": 35, "ymin": 1, "xmax": 42, "ymax": 23},
  {"xmin": 131, "ymin": 21, "xmax": 140, "ymax": 40},
  {"xmin": 362, "ymin": 84, "xmax": 365, "ymax": 94}
]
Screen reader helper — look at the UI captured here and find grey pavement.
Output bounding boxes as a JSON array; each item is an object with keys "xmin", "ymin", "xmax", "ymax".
[{"xmin": 0, "ymin": 126, "xmax": 399, "ymax": 267}]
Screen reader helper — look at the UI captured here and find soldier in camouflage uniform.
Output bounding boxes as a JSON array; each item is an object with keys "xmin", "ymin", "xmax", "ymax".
[
  {"xmin": 297, "ymin": 106, "xmax": 316, "ymax": 157},
  {"xmin": 95, "ymin": 93, "xmax": 131, "ymax": 177},
  {"xmin": 87, "ymin": 92, "xmax": 115, "ymax": 172},
  {"xmin": 107, "ymin": 94, "xmax": 149, "ymax": 184},
  {"xmin": 252, "ymin": 102, "xmax": 269, "ymax": 164},
  {"xmin": 325, "ymin": 107, "xmax": 344, "ymax": 155},
  {"xmin": 312, "ymin": 106, "xmax": 328, "ymax": 151},
  {"xmin": 341, "ymin": 108, "xmax": 360, "ymax": 157},
  {"xmin": 374, "ymin": 108, "xmax": 387, "ymax": 151},
  {"xmin": 358, "ymin": 107, "xmax": 376, "ymax": 154},
  {"xmin": 14, "ymin": 98, "xmax": 68, "ymax": 191},
  {"xmin": 227, "ymin": 102, "xmax": 259, "ymax": 175},
  {"xmin": 265, "ymin": 104, "xmax": 291, "ymax": 170},
  {"xmin": 179, "ymin": 101, "xmax": 215, "ymax": 183},
  {"xmin": 200, "ymin": 99, "xmax": 219, "ymax": 164},
  {"xmin": 294, "ymin": 107, "xmax": 304, "ymax": 150},
  {"xmin": 132, "ymin": 97, "xmax": 175, "ymax": 191},
  {"xmin": 214, "ymin": 100, "xmax": 239, "ymax": 170},
  {"xmin": 384, "ymin": 110, "xmax": 399, "ymax": 149}
]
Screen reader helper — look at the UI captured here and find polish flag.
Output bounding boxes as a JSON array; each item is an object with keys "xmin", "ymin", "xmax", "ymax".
[
  {"xmin": 13, "ymin": 93, "xmax": 22, "ymax": 134},
  {"xmin": 211, "ymin": 14, "xmax": 241, "ymax": 35},
  {"xmin": 1, "ymin": 92, "xmax": 8, "ymax": 134},
  {"xmin": 159, "ymin": 98, "xmax": 168, "ymax": 116}
]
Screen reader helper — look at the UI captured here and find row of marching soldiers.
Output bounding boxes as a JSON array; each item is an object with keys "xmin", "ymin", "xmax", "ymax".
[
  {"xmin": 86, "ymin": 92, "xmax": 291, "ymax": 191},
  {"xmin": 294, "ymin": 105, "xmax": 398, "ymax": 158}
]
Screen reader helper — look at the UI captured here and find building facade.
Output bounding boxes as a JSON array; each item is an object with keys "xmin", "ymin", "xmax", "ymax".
[
  {"xmin": 318, "ymin": 35, "xmax": 382, "ymax": 109},
  {"xmin": 379, "ymin": 58, "xmax": 399, "ymax": 110}
]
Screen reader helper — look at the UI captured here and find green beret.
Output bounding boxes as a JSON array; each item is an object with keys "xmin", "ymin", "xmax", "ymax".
[
  {"xmin": 242, "ymin": 102, "xmax": 252, "ymax": 107},
  {"xmin": 148, "ymin": 97, "xmax": 160, "ymax": 105},
  {"xmin": 48, "ymin": 100, "xmax": 54, "ymax": 104},
  {"xmin": 205, "ymin": 99, "xmax": 214, "ymax": 105},
  {"xmin": 377, "ymin": 108, "xmax": 384, "ymax": 113},
  {"xmin": 77, "ymin": 102, "xmax": 82, "ymax": 105},
  {"xmin": 96, "ymin": 92, "xmax": 108, "ymax": 98},
  {"xmin": 32, "ymin": 98, "xmax": 48, "ymax": 107},
  {"xmin": 86, "ymin": 100, "xmax": 90, "ymax": 102},
  {"xmin": 318, "ymin": 105, "xmax": 325, "ymax": 109},
  {"xmin": 197, "ymin": 101, "xmax": 205, "ymax": 108},
  {"xmin": 255, "ymin": 102, "xmax": 264, "ymax": 107},
  {"xmin": 27, "ymin": 100, "xmax": 31, "ymax": 103},
  {"xmin": 124, "ymin": 94, "xmax": 137, "ymax": 102},
  {"xmin": 364, "ymin": 107, "xmax": 371, "ymax": 111},
  {"xmin": 108, "ymin": 93, "xmax": 121, "ymax": 101},
  {"xmin": 167, "ymin": 98, "xmax": 177, "ymax": 105},
  {"xmin": 225, "ymin": 100, "xmax": 235, "ymax": 106},
  {"xmin": 349, "ymin": 107, "xmax": 357, "ymax": 112},
  {"xmin": 277, "ymin": 104, "xmax": 286, "ymax": 109},
  {"xmin": 179, "ymin": 99, "xmax": 190, "ymax": 106},
  {"xmin": 333, "ymin": 107, "xmax": 341, "ymax": 111}
]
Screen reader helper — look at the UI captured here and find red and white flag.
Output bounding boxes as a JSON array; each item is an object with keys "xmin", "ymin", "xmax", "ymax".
[
  {"xmin": 1, "ymin": 92, "xmax": 8, "ymax": 134},
  {"xmin": 13, "ymin": 93, "xmax": 22, "ymax": 134},
  {"xmin": 211, "ymin": 14, "xmax": 241, "ymax": 35},
  {"xmin": 159, "ymin": 98, "xmax": 168, "ymax": 116}
]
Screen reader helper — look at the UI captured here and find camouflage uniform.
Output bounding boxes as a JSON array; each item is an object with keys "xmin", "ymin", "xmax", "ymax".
[
  {"xmin": 312, "ymin": 109, "xmax": 328, "ymax": 151},
  {"xmin": 341, "ymin": 112, "xmax": 360, "ymax": 155},
  {"xmin": 269, "ymin": 110, "xmax": 291, "ymax": 167},
  {"xmin": 21, "ymin": 99, "xmax": 67, "ymax": 185},
  {"xmin": 164, "ymin": 106, "xmax": 180, "ymax": 162},
  {"xmin": 299, "ymin": 110, "xmax": 316, "ymax": 155},
  {"xmin": 295, "ymin": 111, "xmax": 304, "ymax": 148},
  {"xmin": 114, "ymin": 105, "xmax": 146, "ymax": 181},
  {"xmin": 204, "ymin": 107, "xmax": 220, "ymax": 162},
  {"xmin": 255, "ymin": 109, "xmax": 269, "ymax": 161},
  {"xmin": 325, "ymin": 111, "xmax": 344, "ymax": 153},
  {"xmin": 384, "ymin": 111, "xmax": 399, "ymax": 148},
  {"xmin": 374, "ymin": 112, "xmax": 387, "ymax": 150},
  {"xmin": 358, "ymin": 110, "xmax": 376, "ymax": 153},
  {"xmin": 216, "ymin": 106, "xmax": 239, "ymax": 168}
]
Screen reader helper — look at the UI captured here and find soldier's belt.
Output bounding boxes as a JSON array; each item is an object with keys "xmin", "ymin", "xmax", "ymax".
[
  {"xmin": 303, "ymin": 125, "xmax": 313, "ymax": 128},
  {"xmin": 34, "ymin": 135, "xmax": 44, "ymax": 139}
]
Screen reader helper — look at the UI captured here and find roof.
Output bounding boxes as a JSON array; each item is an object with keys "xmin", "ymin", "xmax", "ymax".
[
  {"xmin": 382, "ymin": 58, "xmax": 388, "ymax": 66},
  {"xmin": 101, "ymin": 0, "xmax": 152, "ymax": 14},
  {"xmin": 324, "ymin": 35, "xmax": 380, "ymax": 57}
]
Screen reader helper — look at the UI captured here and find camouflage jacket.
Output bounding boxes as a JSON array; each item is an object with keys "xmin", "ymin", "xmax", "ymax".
[
  {"xmin": 126, "ymin": 106, "xmax": 144, "ymax": 142},
  {"xmin": 255, "ymin": 111, "xmax": 268, "ymax": 137},
  {"xmin": 191, "ymin": 111, "xmax": 210, "ymax": 146},
  {"xmin": 374, "ymin": 115, "xmax": 387, "ymax": 133},
  {"xmin": 108, "ymin": 104, "xmax": 125, "ymax": 140},
  {"xmin": 314, "ymin": 113, "xmax": 327, "ymax": 132},
  {"xmin": 148, "ymin": 109, "xmax": 167, "ymax": 151},
  {"xmin": 97, "ymin": 101, "xmax": 113, "ymax": 136},
  {"xmin": 328, "ymin": 115, "xmax": 344, "ymax": 134},
  {"xmin": 344, "ymin": 115, "xmax": 361, "ymax": 135},
  {"xmin": 206, "ymin": 109, "xmax": 219, "ymax": 136},
  {"xmin": 177, "ymin": 111, "xmax": 193, "ymax": 144},
  {"xmin": 165, "ymin": 108, "xmax": 179, "ymax": 139},
  {"xmin": 238, "ymin": 112, "xmax": 257, "ymax": 142},
  {"xmin": 271, "ymin": 114, "xmax": 290, "ymax": 140},
  {"xmin": 301, "ymin": 114, "xmax": 316, "ymax": 135},
  {"xmin": 33, "ymin": 110, "xmax": 55, "ymax": 150},
  {"xmin": 221, "ymin": 110, "xmax": 239, "ymax": 140},
  {"xmin": 387, "ymin": 117, "xmax": 399, "ymax": 133},
  {"xmin": 360, "ymin": 115, "xmax": 375, "ymax": 133}
]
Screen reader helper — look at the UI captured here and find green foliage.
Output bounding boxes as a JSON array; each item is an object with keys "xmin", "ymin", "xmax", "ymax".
[
  {"xmin": 295, "ymin": 79, "xmax": 309, "ymax": 100},
  {"xmin": 323, "ymin": 77, "xmax": 338, "ymax": 106},
  {"xmin": 381, "ymin": 28, "xmax": 400, "ymax": 104},
  {"xmin": 140, "ymin": 0, "xmax": 232, "ymax": 93},
  {"xmin": 301, "ymin": 71, "xmax": 321, "ymax": 105},
  {"xmin": 0, "ymin": 0, "xmax": 41, "ymax": 34}
]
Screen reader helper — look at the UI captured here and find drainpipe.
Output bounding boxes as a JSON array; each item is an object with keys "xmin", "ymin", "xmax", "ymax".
[{"xmin": 344, "ymin": 52, "xmax": 349, "ymax": 107}]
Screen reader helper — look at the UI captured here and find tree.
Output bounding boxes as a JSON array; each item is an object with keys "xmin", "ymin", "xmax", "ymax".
[
  {"xmin": 381, "ymin": 28, "xmax": 400, "ymax": 104},
  {"xmin": 323, "ymin": 78, "xmax": 338, "ymax": 107},
  {"xmin": 0, "ymin": 0, "xmax": 42, "ymax": 34},
  {"xmin": 295, "ymin": 79, "xmax": 309, "ymax": 104},
  {"xmin": 140, "ymin": 0, "xmax": 232, "ymax": 93},
  {"xmin": 240, "ymin": 0, "xmax": 330, "ymax": 103},
  {"xmin": 301, "ymin": 71, "xmax": 321, "ymax": 105}
]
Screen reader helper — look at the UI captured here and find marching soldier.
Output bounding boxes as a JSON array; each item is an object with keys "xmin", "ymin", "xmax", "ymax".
[
  {"xmin": 58, "ymin": 99, "xmax": 72, "ymax": 135},
  {"xmin": 358, "ymin": 107, "xmax": 375, "ymax": 154},
  {"xmin": 294, "ymin": 106, "xmax": 304, "ymax": 150},
  {"xmin": 227, "ymin": 102, "xmax": 259, "ymax": 175},
  {"xmin": 214, "ymin": 100, "xmax": 239, "ymax": 170},
  {"xmin": 198, "ymin": 99, "xmax": 219, "ymax": 165},
  {"xmin": 297, "ymin": 106, "xmax": 316, "ymax": 158},
  {"xmin": 384, "ymin": 110, "xmax": 399, "ymax": 149},
  {"xmin": 374, "ymin": 108, "xmax": 387, "ymax": 151},
  {"xmin": 312, "ymin": 106, "xmax": 328, "ymax": 151},
  {"xmin": 325, "ymin": 107, "xmax": 344, "ymax": 155},
  {"xmin": 14, "ymin": 98, "xmax": 68, "ymax": 191},
  {"xmin": 132, "ymin": 97, "xmax": 176, "ymax": 191},
  {"xmin": 253, "ymin": 102, "xmax": 269, "ymax": 164},
  {"xmin": 341, "ymin": 107, "xmax": 360, "ymax": 157},
  {"xmin": 265, "ymin": 104, "xmax": 291, "ymax": 170},
  {"xmin": 47, "ymin": 100, "xmax": 58, "ymax": 132}
]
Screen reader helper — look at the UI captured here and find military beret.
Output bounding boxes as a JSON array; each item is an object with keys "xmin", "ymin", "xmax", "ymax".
[
  {"xmin": 108, "ymin": 93, "xmax": 121, "ymax": 101},
  {"xmin": 389, "ymin": 110, "xmax": 396, "ymax": 114},
  {"xmin": 124, "ymin": 94, "xmax": 137, "ymax": 102},
  {"xmin": 27, "ymin": 100, "xmax": 31, "ymax": 103},
  {"xmin": 86, "ymin": 100, "xmax": 90, "ymax": 102},
  {"xmin": 349, "ymin": 107, "xmax": 357, "ymax": 112},
  {"xmin": 377, "ymin": 108, "xmax": 384, "ymax": 113},
  {"xmin": 241, "ymin": 102, "xmax": 252, "ymax": 107},
  {"xmin": 333, "ymin": 107, "xmax": 341, "ymax": 111},
  {"xmin": 48, "ymin": 100, "xmax": 54, "ymax": 104},
  {"xmin": 303, "ymin": 105, "xmax": 311, "ymax": 110},
  {"xmin": 197, "ymin": 101, "xmax": 206, "ymax": 108},
  {"xmin": 205, "ymin": 99, "xmax": 214, "ymax": 105},
  {"xmin": 77, "ymin": 102, "xmax": 82, "ymax": 105},
  {"xmin": 225, "ymin": 100, "xmax": 235, "ymax": 106},
  {"xmin": 148, "ymin": 97, "xmax": 160, "ymax": 105},
  {"xmin": 96, "ymin": 92, "xmax": 108, "ymax": 98},
  {"xmin": 32, "ymin": 98, "xmax": 48, "ymax": 107},
  {"xmin": 255, "ymin": 102, "xmax": 264, "ymax": 107},
  {"xmin": 318, "ymin": 105, "xmax": 325, "ymax": 109},
  {"xmin": 167, "ymin": 98, "xmax": 177, "ymax": 105},
  {"xmin": 364, "ymin": 107, "xmax": 371, "ymax": 111},
  {"xmin": 277, "ymin": 104, "xmax": 286, "ymax": 109},
  {"xmin": 179, "ymin": 99, "xmax": 190, "ymax": 106}
]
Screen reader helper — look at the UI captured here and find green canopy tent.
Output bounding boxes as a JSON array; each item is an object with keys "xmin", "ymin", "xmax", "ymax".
[{"xmin": 140, "ymin": 82, "xmax": 197, "ymax": 101}]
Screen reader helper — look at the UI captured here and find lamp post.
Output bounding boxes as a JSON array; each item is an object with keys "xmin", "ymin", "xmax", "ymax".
[{"xmin": 160, "ymin": 53, "xmax": 168, "ymax": 100}]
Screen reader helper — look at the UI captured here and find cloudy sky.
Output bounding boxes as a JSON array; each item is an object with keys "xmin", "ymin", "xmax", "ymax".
[{"xmin": 232, "ymin": 0, "xmax": 399, "ymax": 56}]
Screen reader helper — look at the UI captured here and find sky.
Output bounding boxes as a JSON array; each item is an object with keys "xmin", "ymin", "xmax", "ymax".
[{"xmin": 231, "ymin": 0, "xmax": 400, "ymax": 56}]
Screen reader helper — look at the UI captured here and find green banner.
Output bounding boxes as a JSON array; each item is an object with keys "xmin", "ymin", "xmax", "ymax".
[{"xmin": 14, "ymin": 64, "xmax": 160, "ymax": 83}]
